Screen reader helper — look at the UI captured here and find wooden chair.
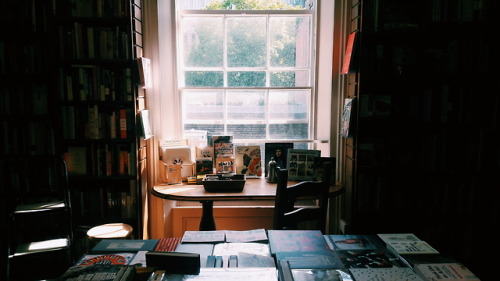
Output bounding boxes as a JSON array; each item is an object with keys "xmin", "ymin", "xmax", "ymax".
[
  {"xmin": 7, "ymin": 156, "xmax": 74, "ymax": 280},
  {"xmin": 273, "ymin": 162, "xmax": 333, "ymax": 234}
]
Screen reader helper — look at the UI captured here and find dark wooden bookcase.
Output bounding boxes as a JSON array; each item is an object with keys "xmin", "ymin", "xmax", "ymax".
[
  {"xmin": 341, "ymin": 0, "xmax": 496, "ymax": 279},
  {"xmin": 52, "ymin": 0, "xmax": 146, "ymax": 256}
]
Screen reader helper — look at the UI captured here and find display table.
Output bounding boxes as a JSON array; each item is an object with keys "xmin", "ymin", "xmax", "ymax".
[{"xmin": 152, "ymin": 178, "xmax": 343, "ymax": 231}]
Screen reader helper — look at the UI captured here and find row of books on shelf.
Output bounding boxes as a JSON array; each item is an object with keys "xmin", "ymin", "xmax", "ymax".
[
  {"xmin": 58, "ymin": 24, "xmax": 131, "ymax": 61},
  {"xmin": 57, "ymin": 0, "xmax": 132, "ymax": 18},
  {"xmin": 58, "ymin": 66, "xmax": 133, "ymax": 102},
  {"xmin": 0, "ymin": 40, "xmax": 49, "ymax": 74},
  {"xmin": 1, "ymin": 120, "xmax": 55, "ymax": 156},
  {"xmin": 71, "ymin": 180, "xmax": 136, "ymax": 219},
  {"xmin": 64, "ymin": 143, "xmax": 136, "ymax": 176},
  {"xmin": 60, "ymin": 229, "xmax": 480, "ymax": 281},
  {"xmin": 0, "ymin": 85, "xmax": 49, "ymax": 115},
  {"xmin": 61, "ymin": 106, "xmax": 134, "ymax": 140}
]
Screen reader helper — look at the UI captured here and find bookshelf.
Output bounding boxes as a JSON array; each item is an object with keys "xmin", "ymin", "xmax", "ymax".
[
  {"xmin": 53, "ymin": 0, "xmax": 145, "ymax": 256},
  {"xmin": 341, "ymin": 0, "xmax": 495, "ymax": 279}
]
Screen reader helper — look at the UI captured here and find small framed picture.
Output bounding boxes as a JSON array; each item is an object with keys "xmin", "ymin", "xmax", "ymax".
[{"xmin": 286, "ymin": 149, "xmax": 321, "ymax": 181}]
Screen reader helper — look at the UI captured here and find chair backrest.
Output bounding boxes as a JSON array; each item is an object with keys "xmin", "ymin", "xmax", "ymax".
[{"xmin": 273, "ymin": 162, "xmax": 332, "ymax": 233}]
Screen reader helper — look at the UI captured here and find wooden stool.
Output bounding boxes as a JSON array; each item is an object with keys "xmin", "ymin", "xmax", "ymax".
[{"xmin": 86, "ymin": 223, "xmax": 133, "ymax": 251}]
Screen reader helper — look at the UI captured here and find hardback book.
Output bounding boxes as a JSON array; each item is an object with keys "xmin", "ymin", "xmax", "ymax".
[
  {"xmin": 286, "ymin": 149, "xmax": 321, "ymax": 181},
  {"xmin": 264, "ymin": 143, "xmax": 293, "ymax": 176},
  {"xmin": 235, "ymin": 145, "xmax": 262, "ymax": 178},
  {"xmin": 341, "ymin": 31, "xmax": 358, "ymax": 74},
  {"xmin": 324, "ymin": 234, "xmax": 379, "ymax": 251},
  {"xmin": 75, "ymin": 253, "xmax": 136, "ymax": 266},
  {"xmin": 196, "ymin": 157, "xmax": 214, "ymax": 175},
  {"xmin": 349, "ymin": 267, "xmax": 425, "ymax": 281},
  {"xmin": 90, "ymin": 239, "xmax": 159, "ymax": 253},
  {"xmin": 268, "ymin": 230, "xmax": 332, "ymax": 254},
  {"xmin": 340, "ymin": 97, "xmax": 354, "ymax": 138},
  {"xmin": 413, "ymin": 263, "xmax": 480, "ymax": 281},
  {"xmin": 268, "ymin": 230, "xmax": 346, "ymax": 269}
]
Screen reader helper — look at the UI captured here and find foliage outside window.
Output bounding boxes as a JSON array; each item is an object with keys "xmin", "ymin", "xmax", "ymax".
[{"xmin": 176, "ymin": 0, "xmax": 315, "ymax": 144}]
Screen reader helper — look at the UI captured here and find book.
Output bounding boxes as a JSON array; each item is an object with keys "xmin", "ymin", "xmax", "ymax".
[
  {"xmin": 181, "ymin": 230, "xmax": 226, "ymax": 243},
  {"xmin": 286, "ymin": 149, "xmax": 321, "ymax": 181},
  {"xmin": 215, "ymin": 157, "xmax": 235, "ymax": 174},
  {"xmin": 91, "ymin": 239, "xmax": 159, "ymax": 253},
  {"xmin": 75, "ymin": 253, "xmax": 136, "ymax": 266},
  {"xmin": 340, "ymin": 97, "xmax": 354, "ymax": 138},
  {"xmin": 264, "ymin": 143, "xmax": 293, "ymax": 176},
  {"xmin": 154, "ymin": 237, "xmax": 182, "ymax": 252},
  {"xmin": 57, "ymin": 264, "xmax": 136, "ymax": 281},
  {"xmin": 268, "ymin": 230, "xmax": 332, "ymax": 254},
  {"xmin": 377, "ymin": 233, "xmax": 439, "ymax": 255},
  {"xmin": 224, "ymin": 228, "xmax": 268, "ymax": 243},
  {"xmin": 312, "ymin": 157, "xmax": 336, "ymax": 184},
  {"xmin": 349, "ymin": 267, "xmax": 425, "ymax": 281},
  {"xmin": 235, "ymin": 145, "xmax": 262, "ymax": 178},
  {"xmin": 324, "ymin": 234, "xmax": 378, "ymax": 251},
  {"xmin": 336, "ymin": 249, "xmax": 405, "ymax": 269},
  {"xmin": 268, "ymin": 230, "xmax": 343, "ymax": 269},
  {"xmin": 291, "ymin": 268, "xmax": 352, "ymax": 281},
  {"xmin": 413, "ymin": 263, "xmax": 480, "ymax": 281},
  {"xmin": 145, "ymin": 251, "xmax": 201, "ymax": 275},
  {"xmin": 341, "ymin": 31, "xmax": 358, "ymax": 74}
]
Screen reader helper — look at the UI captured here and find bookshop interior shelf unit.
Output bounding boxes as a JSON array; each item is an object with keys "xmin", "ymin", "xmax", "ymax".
[
  {"xmin": 340, "ymin": 0, "xmax": 495, "ymax": 279},
  {"xmin": 55, "ymin": 0, "xmax": 146, "ymax": 257},
  {"xmin": 0, "ymin": 0, "xmax": 147, "ymax": 264}
]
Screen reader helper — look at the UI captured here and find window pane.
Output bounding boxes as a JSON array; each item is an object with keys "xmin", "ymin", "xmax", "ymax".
[
  {"xmin": 227, "ymin": 90, "xmax": 266, "ymax": 120},
  {"xmin": 182, "ymin": 16, "xmax": 223, "ymax": 67},
  {"xmin": 185, "ymin": 71, "xmax": 224, "ymax": 87},
  {"xmin": 270, "ymin": 16, "xmax": 310, "ymax": 68},
  {"xmin": 227, "ymin": 17, "xmax": 266, "ymax": 67},
  {"xmin": 269, "ymin": 123, "xmax": 308, "ymax": 139},
  {"xmin": 228, "ymin": 71, "xmax": 266, "ymax": 87},
  {"xmin": 270, "ymin": 70, "xmax": 310, "ymax": 87},
  {"xmin": 183, "ymin": 90, "xmax": 224, "ymax": 121},
  {"xmin": 228, "ymin": 124, "xmax": 266, "ymax": 139},
  {"xmin": 269, "ymin": 90, "xmax": 310, "ymax": 120}
]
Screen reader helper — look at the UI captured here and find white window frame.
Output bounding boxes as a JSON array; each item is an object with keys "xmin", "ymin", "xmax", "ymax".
[{"xmin": 145, "ymin": 0, "xmax": 340, "ymax": 185}]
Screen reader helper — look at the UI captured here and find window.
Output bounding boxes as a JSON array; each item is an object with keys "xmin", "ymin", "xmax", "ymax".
[{"xmin": 175, "ymin": 1, "xmax": 315, "ymax": 144}]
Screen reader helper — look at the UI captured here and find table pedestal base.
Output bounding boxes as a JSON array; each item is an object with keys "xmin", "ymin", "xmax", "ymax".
[{"xmin": 199, "ymin": 201, "xmax": 216, "ymax": 230}]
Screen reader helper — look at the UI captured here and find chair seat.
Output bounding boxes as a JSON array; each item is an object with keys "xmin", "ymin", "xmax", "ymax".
[{"xmin": 87, "ymin": 223, "xmax": 133, "ymax": 239}]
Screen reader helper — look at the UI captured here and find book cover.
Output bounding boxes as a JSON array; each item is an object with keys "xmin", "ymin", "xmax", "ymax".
[
  {"xmin": 275, "ymin": 251, "xmax": 345, "ymax": 269},
  {"xmin": 57, "ymin": 264, "xmax": 132, "ymax": 281},
  {"xmin": 75, "ymin": 253, "xmax": 136, "ymax": 266},
  {"xmin": 264, "ymin": 143, "xmax": 294, "ymax": 176},
  {"xmin": 215, "ymin": 157, "xmax": 235, "ymax": 174},
  {"xmin": 181, "ymin": 230, "xmax": 226, "ymax": 243},
  {"xmin": 224, "ymin": 228, "xmax": 268, "ymax": 243},
  {"xmin": 235, "ymin": 145, "xmax": 262, "ymax": 178},
  {"xmin": 340, "ymin": 97, "xmax": 354, "ymax": 138},
  {"xmin": 90, "ymin": 239, "xmax": 159, "ymax": 253},
  {"xmin": 196, "ymin": 157, "xmax": 214, "ymax": 175},
  {"xmin": 349, "ymin": 267, "xmax": 425, "ymax": 281},
  {"xmin": 387, "ymin": 240, "xmax": 440, "ymax": 255},
  {"xmin": 312, "ymin": 157, "xmax": 336, "ymax": 184},
  {"xmin": 336, "ymin": 249, "xmax": 405, "ymax": 268},
  {"xmin": 413, "ymin": 263, "xmax": 480, "ymax": 281},
  {"xmin": 341, "ymin": 31, "xmax": 358, "ymax": 74},
  {"xmin": 286, "ymin": 149, "xmax": 321, "ymax": 181},
  {"xmin": 154, "ymin": 237, "xmax": 182, "ymax": 252},
  {"xmin": 324, "ymin": 234, "xmax": 378, "ymax": 251},
  {"xmin": 268, "ymin": 230, "xmax": 331, "ymax": 254}
]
